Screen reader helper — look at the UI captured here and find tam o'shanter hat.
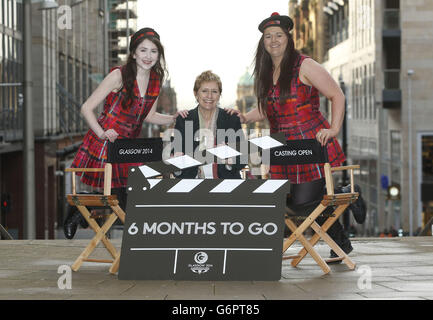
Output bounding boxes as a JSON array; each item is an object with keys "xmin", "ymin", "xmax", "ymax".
[
  {"xmin": 130, "ymin": 27, "xmax": 160, "ymax": 50},
  {"xmin": 258, "ymin": 12, "xmax": 294, "ymax": 32}
]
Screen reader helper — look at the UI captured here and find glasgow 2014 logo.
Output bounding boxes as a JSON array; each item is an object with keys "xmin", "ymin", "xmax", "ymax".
[{"xmin": 189, "ymin": 251, "xmax": 213, "ymax": 274}]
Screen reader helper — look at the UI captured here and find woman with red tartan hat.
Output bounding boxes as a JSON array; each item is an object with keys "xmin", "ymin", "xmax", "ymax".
[
  {"xmin": 227, "ymin": 13, "xmax": 355, "ymax": 261},
  {"xmin": 64, "ymin": 27, "xmax": 188, "ymax": 239}
]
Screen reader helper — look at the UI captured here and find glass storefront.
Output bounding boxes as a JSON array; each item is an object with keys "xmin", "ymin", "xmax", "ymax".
[
  {"xmin": 421, "ymin": 135, "xmax": 433, "ymax": 235},
  {"xmin": 0, "ymin": 0, "xmax": 23, "ymax": 141}
]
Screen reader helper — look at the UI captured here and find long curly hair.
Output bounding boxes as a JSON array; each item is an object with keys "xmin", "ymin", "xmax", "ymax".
[
  {"xmin": 121, "ymin": 34, "xmax": 167, "ymax": 110},
  {"xmin": 253, "ymin": 28, "xmax": 300, "ymax": 115}
]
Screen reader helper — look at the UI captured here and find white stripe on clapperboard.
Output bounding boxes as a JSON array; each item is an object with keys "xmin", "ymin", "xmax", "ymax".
[
  {"xmin": 133, "ymin": 179, "xmax": 287, "ymax": 208},
  {"xmin": 132, "ymin": 177, "xmax": 288, "ymax": 194},
  {"xmin": 130, "ymin": 247, "xmax": 273, "ymax": 275}
]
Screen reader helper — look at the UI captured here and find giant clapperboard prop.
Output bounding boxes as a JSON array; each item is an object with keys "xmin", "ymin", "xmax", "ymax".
[
  {"xmin": 114, "ymin": 134, "xmax": 327, "ymax": 280},
  {"xmin": 119, "ymin": 176, "xmax": 289, "ymax": 281}
]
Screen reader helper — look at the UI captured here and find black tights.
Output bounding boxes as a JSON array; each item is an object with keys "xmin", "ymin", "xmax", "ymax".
[{"xmin": 290, "ymin": 178, "xmax": 350, "ymax": 246}]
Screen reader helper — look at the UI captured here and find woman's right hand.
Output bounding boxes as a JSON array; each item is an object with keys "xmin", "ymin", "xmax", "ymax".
[
  {"xmin": 100, "ymin": 129, "xmax": 119, "ymax": 142},
  {"xmin": 224, "ymin": 108, "xmax": 247, "ymax": 124}
]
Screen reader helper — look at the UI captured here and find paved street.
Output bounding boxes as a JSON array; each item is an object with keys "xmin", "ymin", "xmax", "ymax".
[{"xmin": 0, "ymin": 237, "xmax": 432, "ymax": 300}]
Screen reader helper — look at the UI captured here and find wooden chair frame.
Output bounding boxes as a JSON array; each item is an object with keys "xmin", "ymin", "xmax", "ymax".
[
  {"xmin": 65, "ymin": 164, "xmax": 125, "ymax": 274},
  {"xmin": 0, "ymin": 223, "xmax": 13, "ymax": 240},
  {"xmin": 283, "ymin": 163, "xmax": 360, "ymax": 275}
]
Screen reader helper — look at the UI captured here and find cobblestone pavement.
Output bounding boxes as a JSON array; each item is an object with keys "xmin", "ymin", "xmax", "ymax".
[{"xmin": 0, "ymin": 237, "xmax": 432, "ymax": 300}]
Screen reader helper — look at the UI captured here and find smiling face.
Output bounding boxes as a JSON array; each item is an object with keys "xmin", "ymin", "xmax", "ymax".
[
  {"xmin": 195, "ymin": 81, "xmax": 221, "ymax": 111},
  {"xmin": 263, "ymin": 26, "xmax": 288, "ymax": 60},
  {"xmin": 133, "ymin": 39, "xmax": 159, "ymax": 71}
]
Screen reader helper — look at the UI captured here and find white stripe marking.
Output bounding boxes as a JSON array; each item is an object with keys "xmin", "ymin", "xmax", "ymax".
[
  {"xmin": 249, "ymin": 136, "xmax": 283, "ymax": 149},
  {"xmin": 173, "ymin": 249, "xmax": 178, "ymax": 274},
  {"xmin": 138, "ymin": 165, "xmax": 161, "ymax": 178},
  {"xmin": 223, "ymin": 250, "xmax": 227, "ymax": 274},
  {"xmin": 167, "ymin": 179, "xmax": 204, "ymax": 193},
  {"xmin": 253, "ymin": 180, "xmax": 288, "ymax": 193},
  {"xmin": 165, "ymin": 155, "xmax": 203, "ymax": 169},
  {"xmin": 210, "ymin": 179, "xmax": 244, "ymax": 193},
  {"xmin": 207, "ymin": 145, "xmax": 241, "ymax": 159},
  {"xmin": 147, "ymin": 179, "xmax": 162, "ymax": 189}
]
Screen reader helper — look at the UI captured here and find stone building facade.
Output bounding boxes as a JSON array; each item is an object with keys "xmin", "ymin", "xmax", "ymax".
[{"xmin": 291, "ymin": 0, "xmax": 433, "ymax": 236}]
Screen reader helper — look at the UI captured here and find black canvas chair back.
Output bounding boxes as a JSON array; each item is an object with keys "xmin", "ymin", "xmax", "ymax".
[{"xmin": 274, "ymin": 139, "xmax": 329, "ymax": 217}]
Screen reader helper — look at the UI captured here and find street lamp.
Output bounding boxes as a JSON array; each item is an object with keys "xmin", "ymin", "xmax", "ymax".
[
  {"xmin": 126, "ymin": 0, "xmax": 130, "ymax": 56},
  {"xmin": 407, "ymin": 69, "xmax": 414, "ymax": 236},
  {"xmin": 387, "ymin": 184, "xmax": 401, "ymax": 200},
  {"xmin": 23, "ymin": 0, "xmax": 58, "ymax": 239},
  {"xmin": 338, "ymin": 74, "xmax": 348, "ymax": 185},
  {"xmin": 339, "ymin": 74, "xmax": 349, "ymax": 232}
]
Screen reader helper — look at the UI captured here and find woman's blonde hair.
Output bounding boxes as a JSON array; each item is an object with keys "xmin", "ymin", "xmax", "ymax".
[{"xmin": 193, "ymin": 70, "xmax": 222, "ymax": 94}]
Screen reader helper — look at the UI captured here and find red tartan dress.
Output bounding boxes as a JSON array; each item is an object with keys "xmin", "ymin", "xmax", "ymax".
[
  {"xmin": 71, "ymin": 66, "xmax": 161, "ymax": 188},
  {"xmin": 267, "ymin": 54, "xmax": 345, "ymax": 183}
]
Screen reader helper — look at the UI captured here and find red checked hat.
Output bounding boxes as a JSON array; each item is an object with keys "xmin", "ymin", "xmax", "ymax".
[{"xmin": 258, "ymin": 12, "xmax": 294, "ymax": 32}]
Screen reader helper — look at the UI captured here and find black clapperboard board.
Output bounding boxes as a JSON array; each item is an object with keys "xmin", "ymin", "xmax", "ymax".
[
  {"xmin": 118, "ymin": 175, "xmax": 289, "ymax": 281},
  {"xmin": 117, "ymin": 134, "xmax": 324, "ymax": 280}
]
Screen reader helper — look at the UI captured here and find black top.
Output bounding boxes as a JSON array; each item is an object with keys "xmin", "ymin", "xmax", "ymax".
[{"xmin": 173, "ymin": 106, "xmax": 246, "ymax": 179}]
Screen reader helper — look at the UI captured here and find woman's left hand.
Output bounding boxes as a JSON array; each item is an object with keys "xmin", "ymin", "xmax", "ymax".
[
  {"xmin": 224, "ymin": 108, "xmax": 247, "ymax": 123},
  {"xmin": 173, "ymin": 109, "xmax": 189, "ymax": 120},
  {"xmin": 316, "ymin": 128, "xmax": 338, "ymax": 146}
]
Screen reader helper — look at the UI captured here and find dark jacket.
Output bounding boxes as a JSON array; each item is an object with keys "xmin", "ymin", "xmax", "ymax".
[{"xmin": 173, "ymin": 106, "xmax": 246, "ymax": 179}]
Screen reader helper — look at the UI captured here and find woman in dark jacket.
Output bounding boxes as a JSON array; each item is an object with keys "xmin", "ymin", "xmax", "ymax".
[{"xmin": 173, "ymin": 70, "xmax": 245, "ymax": 179}]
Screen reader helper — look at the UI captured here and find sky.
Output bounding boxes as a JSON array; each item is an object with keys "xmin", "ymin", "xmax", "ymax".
[{"xmin": 137, "ymin": 0, "xmax": 290, "ymax": 110}]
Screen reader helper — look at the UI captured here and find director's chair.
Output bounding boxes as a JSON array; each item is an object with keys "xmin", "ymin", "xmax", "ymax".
[
  {"xmin": 282, "ymin": 162, "xmax": 360, "ymax": 274},
  {"xmin": 65, "ymin": 164, "xmax": 125, "ymax": 274}
]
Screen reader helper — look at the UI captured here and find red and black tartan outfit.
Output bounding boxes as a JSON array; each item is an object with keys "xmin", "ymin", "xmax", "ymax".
[
  {"xmin": 71, "ymin": 66, "xmax": 161, "ymax": 188},
  {"xmin": 267, "ymin": 54, "xmax": 345, "ymax": 183}
]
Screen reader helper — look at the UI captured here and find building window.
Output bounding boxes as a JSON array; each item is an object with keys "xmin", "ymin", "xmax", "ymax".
[
  {"xmin": 0, "ymin": 0, "xmax": 3, "ymax": 26},
  {"xmin": 390, "ymin": 130, "xmax": 401, "ymax": 185},
  {"xmin": 369, "ymin": 159, "xmax": 378, "ymax": 205},
  {"xmin": 82, "ymin": 65, "xmax": 87, "ymax": 101},
  {"xmin": 422, "ymin": 135, "xmax": 433, "ymax": 183},
  {"xmin": 363, "ymin": 65, "xmax": 367, "ymax": 119},
  {"xmin": 325, "ymin": 0, "xmax": 348, "ymax": 49}
]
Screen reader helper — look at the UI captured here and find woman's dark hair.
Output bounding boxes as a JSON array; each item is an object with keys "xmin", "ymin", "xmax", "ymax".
[
  {"xmin": 121, "ymin": 35, "xmax": 167, "ymax": 110},
  {"xmin": 253, "ymin": 28, "xmax": 300, "ymax": 115}
]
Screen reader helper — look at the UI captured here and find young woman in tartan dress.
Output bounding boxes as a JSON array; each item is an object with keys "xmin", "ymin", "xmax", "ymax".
[
  {"xmin": 227, "ymin": 13, "xmax": 353, "ymax": 259},
  {"xmin": 64, "ymin": 28, "xmax": 187, "ymax": 239}
]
